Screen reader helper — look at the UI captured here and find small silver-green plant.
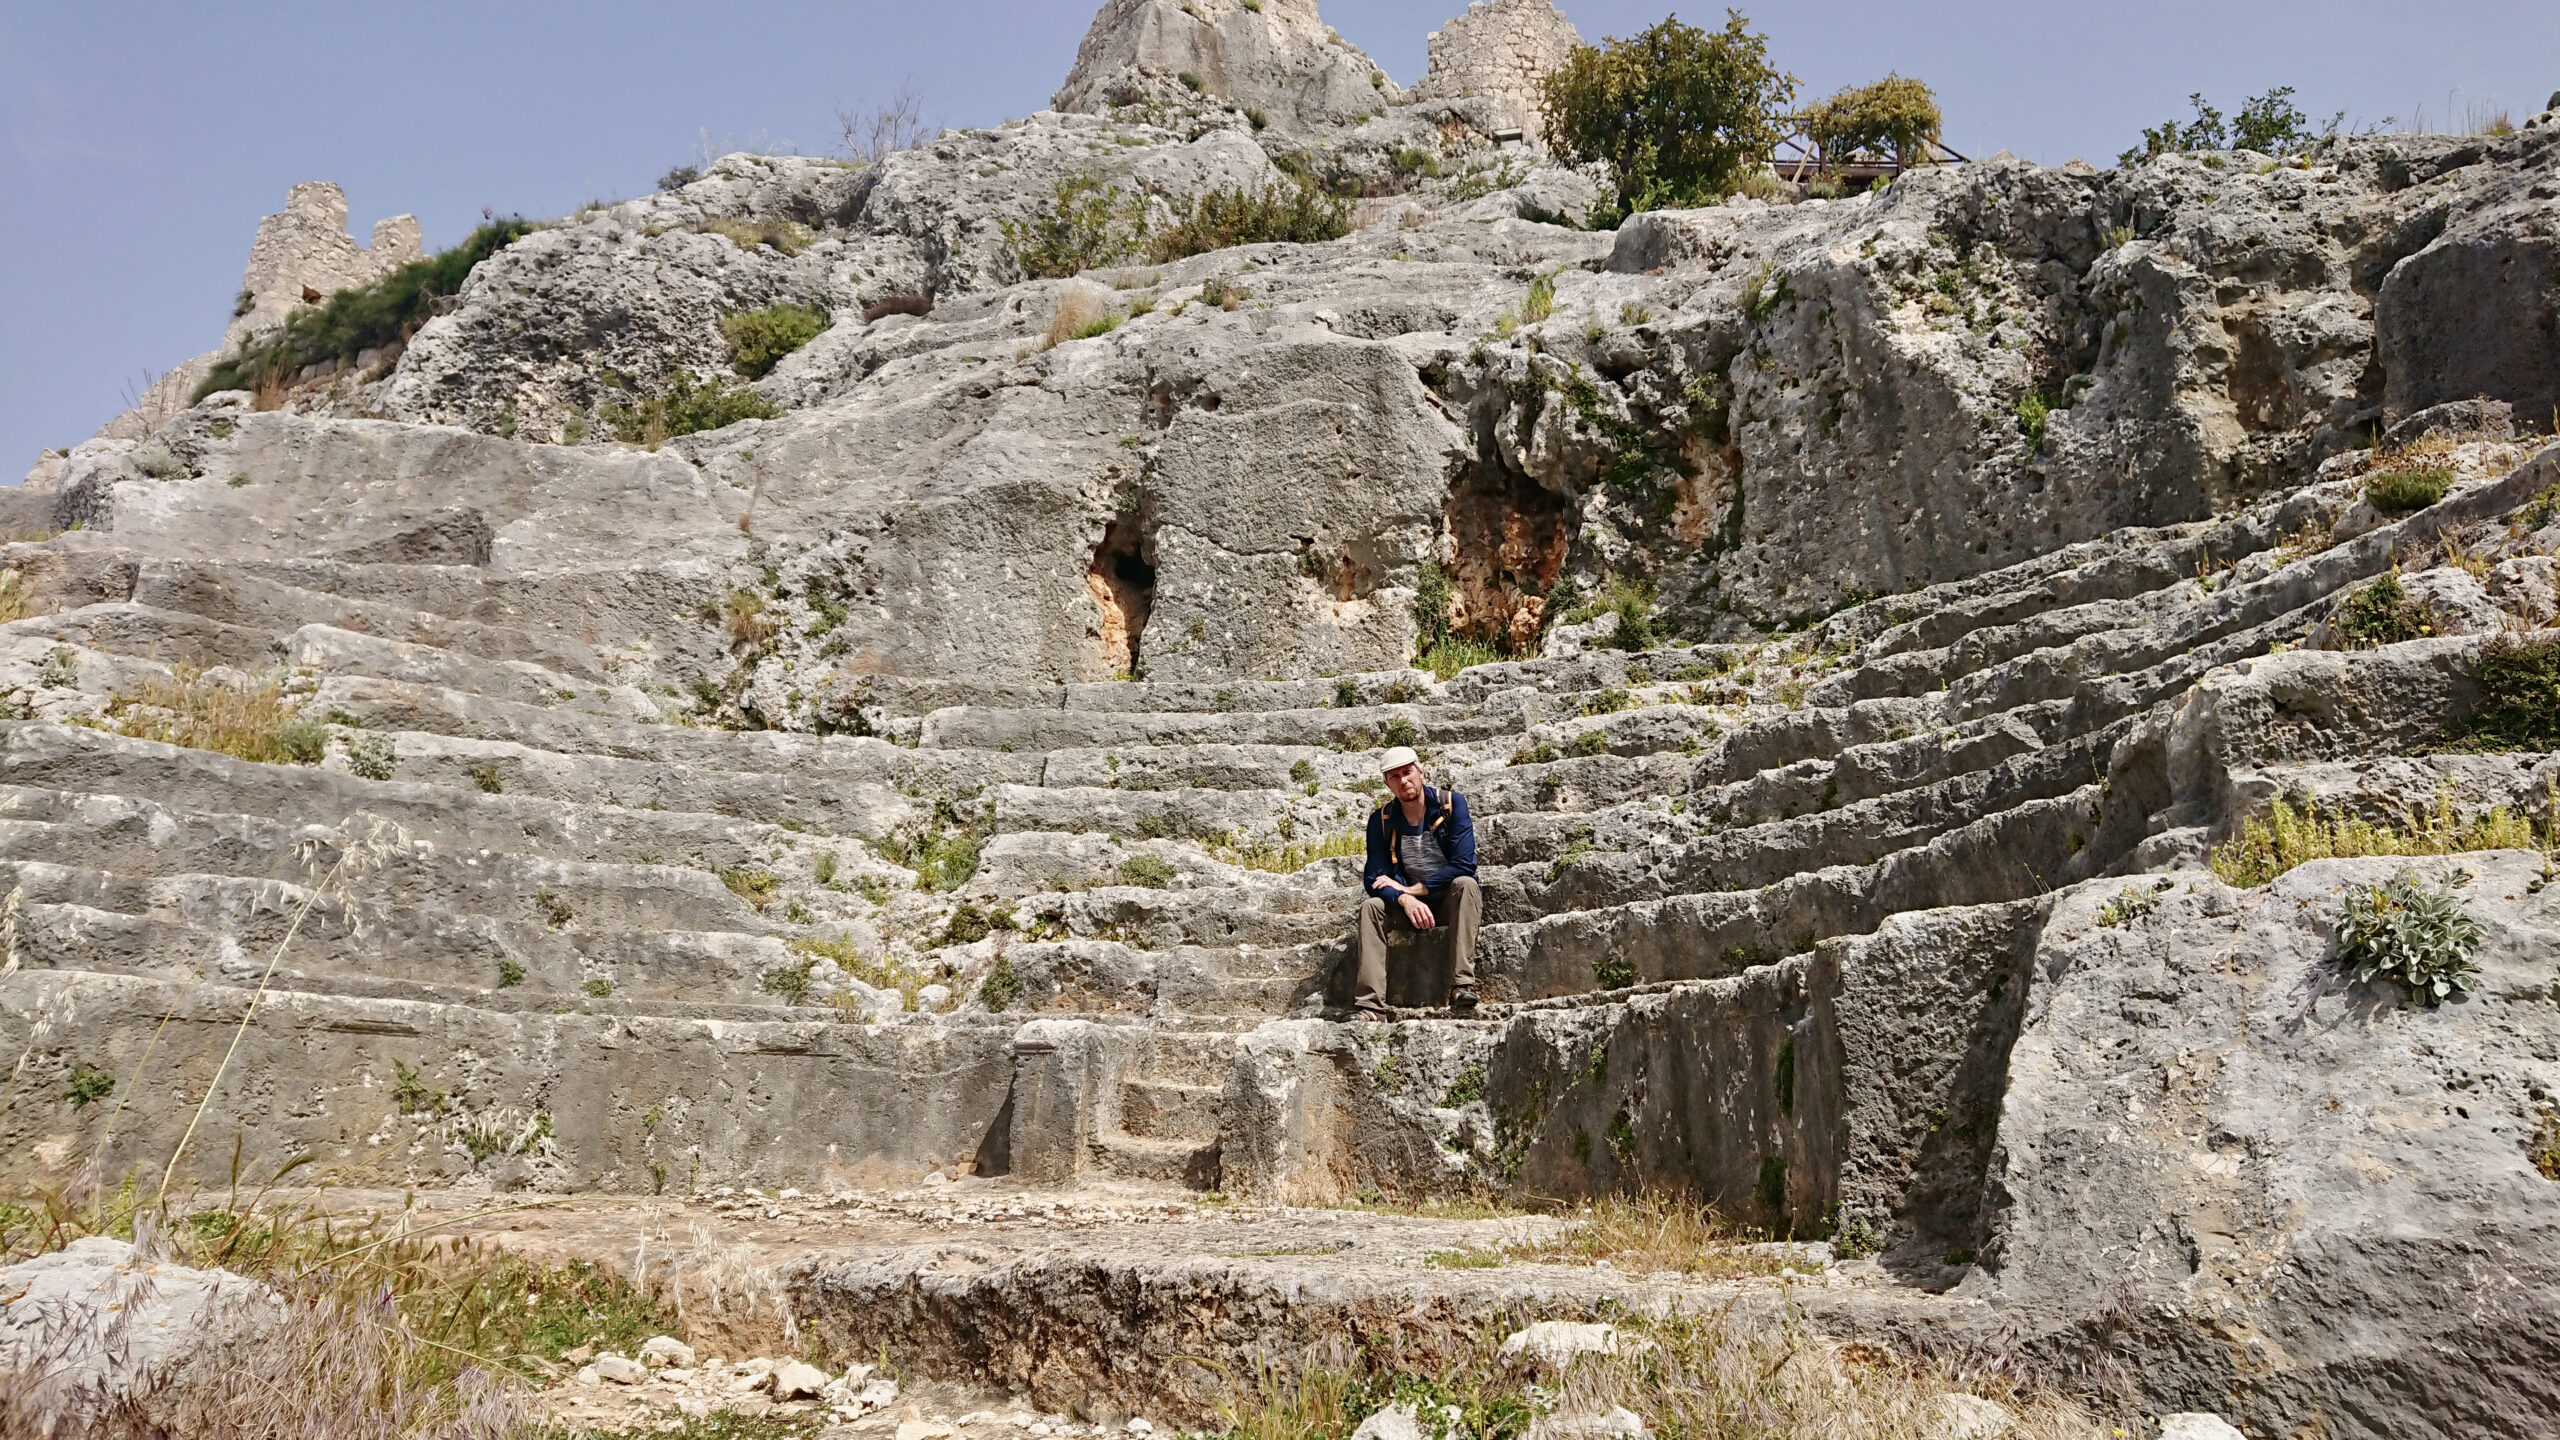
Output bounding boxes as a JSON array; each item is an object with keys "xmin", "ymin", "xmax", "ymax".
[
  {"xmin": 2335, "ymin": 868, "xmax": 2482, "ymax": 1007},
  {"xmin": 2094, "ymin": 878, "xmax": 2170, "ymax": 928}
]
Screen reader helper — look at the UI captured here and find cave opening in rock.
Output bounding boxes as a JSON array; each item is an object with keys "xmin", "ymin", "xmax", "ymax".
[
  {"xmin": 1087, "ymin": 515, "xmax": 1157, "ymax": 677},
  {"xmin": 1443, "ymin": 463, "xmax": 1576, "ymax": 654}
]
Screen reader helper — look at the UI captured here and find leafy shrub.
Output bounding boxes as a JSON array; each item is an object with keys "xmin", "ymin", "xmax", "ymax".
[
  {"xmin": 1004, "ymin": 176, "xmax": 1150, "ymax": 279},
  {"xmin": 1541, "ymin": 13, "xmax": 1796, "ymax": 221},
  {"xmin": 2016, "ymin": 391, "xmax": 2052, "ymax": 448},
  {"xmin": 603, "ymin": 372, "xmax": 778, "ymax": 444},
  {"xmin": 2119, "ymin": 87, "xmax": 2334, "ymax": 167},
  {"xmin": 1569, "ymin": 731, "xmax": 1609, "ymax": 758},
  {"xmin": 941, "ymin": 900, "xmax": 1015, "ymax": 946},
  {"xmin": 2461, "ymin": 633, "xmax": 2560, "ymax": 750},
  {"xmin": 1510, "ymin": 741, "xmax": 1561, "ymax": 766},
  {"xmin": 1147, "ymin": 180, "xmax": 1352, "ymax": 263},
  {"xmin": 1413, "ymin": 560, "xmax": 1453, "ymax": 649},
  {"xmin": 1117, "ymin": 854, "xmax": 1176, "ymax": 889},
  {"xmin": 657, "ymin": 164, "xmax": 700, "ymax": 191},
  {"xmin": 980, "ymin": 954, "xmax": 1024, "ymax": 1012},
  {"xmin": 722, "ymin": 302, "xmax": 830, "ymax": 379},
  {"xmin": 1596, "ymin": 583, "xmax": 1657, "ymax": 651},
  {"xmin": 2335, "ymin": 869, "xmax": 2482, "ymax": 1007},
  {"xmin": 582, "ymin": 977, "xmax": 615, "ymax": 998},
  {"xmin": 2364, "ymin": 467, "xmax": 2452, "ymax": 514},
  {"xmin": 1382, "ymin": 715, "xmax": 1421, "ymax": 749},
  {"xmin": 1798, "ymin": 74, "xmax": 1942, "ymax": 168},
  {"xmin": 1418, "ymin": 637, "xmax": 1501, "ymax": 681},
  {"xmin": 1592, "ymin": 953, "xmax": 1636, "ymax": 989},
  {"xmin": 2532, "ymin": 1110, "xmax": 2560, "ymax": 1181},
  {"xmin": 496, "ymin": 958, "xmax": 526, "ymax": 988},
  {"xmin": 2331, "ymin": 571, "xmax": 2436, "ymax": 647},
  {"xmin": 195, "ymin": 219, "xmax": 535, "ymax": 400},
  {"xmin": 348, "ymin": 732, "xmax": 396, "ymax": 781}
]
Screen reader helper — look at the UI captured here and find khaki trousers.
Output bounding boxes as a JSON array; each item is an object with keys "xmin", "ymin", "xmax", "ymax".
[{"xmin": 1355, "ymin": 876, "xmax": 1480, "ymax": 1012}]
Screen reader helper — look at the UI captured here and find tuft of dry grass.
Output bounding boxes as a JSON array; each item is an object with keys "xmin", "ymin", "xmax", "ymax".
[
  {"xmin": 1509, "ymin": 1191, "xmax": 1794, "ymax": 1280},
  {"xmin": 0, "ymin": 572, "xmax": 28, "ymax": 626},
  {"xmin": 105, "ymin": 667, "xmax": 325, "ymax": 766},
  {"xmin": 1042, "ymin": 284, "xmax": 1118, "ymax": 350},
  {"xmin": 2209, "ymin": 785, "xmax": 2553, "ymax": 887}
]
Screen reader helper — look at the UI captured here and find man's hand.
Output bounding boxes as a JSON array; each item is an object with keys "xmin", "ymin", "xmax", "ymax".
[
  {"xmin": 1370, "ymin": 875, "xmax": 1409, "ymax": 894},
  {"xmin": 1398, "ymin": 892, "xmax": 1436, "ymax": 930}
]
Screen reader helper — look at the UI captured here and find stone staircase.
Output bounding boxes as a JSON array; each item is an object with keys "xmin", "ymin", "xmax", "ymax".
[{"xmin": 3, "ymin": 435, "xmax": 2554, "ymax": 1215}]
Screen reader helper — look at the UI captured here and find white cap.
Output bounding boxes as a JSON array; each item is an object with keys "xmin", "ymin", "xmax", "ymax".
[{"xmin": 1378, "ymin": 745, "xmax": 1421, "ymax": 774}]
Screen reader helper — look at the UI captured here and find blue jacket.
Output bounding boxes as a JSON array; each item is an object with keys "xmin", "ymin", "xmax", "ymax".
[{"xmin": 1364, "ymin": 787, "xmax": 1477, "ymax": 895}]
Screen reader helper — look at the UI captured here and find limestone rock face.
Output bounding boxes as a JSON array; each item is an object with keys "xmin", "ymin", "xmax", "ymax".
[
  {"xmin": 2375, "ymin": 125, "xmax": 2560, "ymax": 427},
  {"xmin": 1415, "ymin": 0, "xmax": 1582, "ymax": 141},
  {"xmin": 1052, "ymin": 0, "xmax": 1396, "ymax": 133},
  {"xmin": 1991, "ymin": 855, "xmax": 2560, "ymax": 1440}
]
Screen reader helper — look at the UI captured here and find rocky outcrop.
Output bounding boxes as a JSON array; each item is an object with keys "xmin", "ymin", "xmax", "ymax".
[
  {"xmin": 6, "ymin": 7, "xmax": 2560, "ymax": 1435},
  {"xmin": 1052, "ymin": 0, "xmax": 1395, "ymax": 134},
  {"xmin": 1414, "ymin": 0, "xmax": 1582, "ymax": 141}
]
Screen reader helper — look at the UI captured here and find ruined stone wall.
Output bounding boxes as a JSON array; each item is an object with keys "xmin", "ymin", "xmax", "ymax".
[{"xmin": 1415, "ymin": 0, "xmax": 1581, "ymax": 141}]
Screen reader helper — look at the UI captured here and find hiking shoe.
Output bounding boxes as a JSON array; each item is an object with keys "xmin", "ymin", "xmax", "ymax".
[
  {"xmin": 1449, "ymin": 988, "xmax": 1479, "ymax": 1015},
  {"xmin": 1349, "ymin": 1007, "xmax": 1392, "ymax": 1025}
]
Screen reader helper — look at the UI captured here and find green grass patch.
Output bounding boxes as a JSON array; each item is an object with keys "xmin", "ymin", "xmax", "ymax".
[
  {"xmin": 723, "ymin": 302, "xmax": 830, "ymax": 379},
  {"xmin": 2208, "ymin": 789, "xmax": 2550, "ymax": 888},
  {"xmin": 2364, "ymin": 467, "xmax": 2453, "ymax": 514}
]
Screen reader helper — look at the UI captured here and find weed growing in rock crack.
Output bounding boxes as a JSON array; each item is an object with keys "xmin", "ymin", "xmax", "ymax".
[
  {"xmin": 2094, "ymin": 879, "xmax": 2170, "ymax": 928},
  {"xmin": 2453, "ymin": 633, "xmax": 2560, "ymax": 749},
  {"xmin": 1439, "ymin": 1066, "xmax": 1487, "ymax": 1108},
  {"xmin": 722, "ymin": 302, "xmax": 830, "ymax": 379},
  {"xmin": 2364, "ymin": 466, "xmax": 2453, "ymax": 515},
  {"xmin": 582, "ymin": 977, "xmax": 614, "ymax": 999},
  {"xmin": 1510, "ymin": 741, "xmax": 1561, "ymax": 766},
  {"xmin": 469, "ymin": 763, "xmax": 504, "ymax": 794},
  {"xmin": 1569, "ymin": 731, "xmax": 1608, "ymax": 759},
  {"xmin": 1382, "ymin": 715, "xmax": 1421, "ymax": 749},
  {"xmin": 390, "ymin": 1060, "xmax": 448, "ymax": 1116},
  {"xmin": 2331, "ymin": 570, "xmax": 2436, "ymax": 647},
  {"xmin": 2531, "ymin": 1110, "xmax": 2560, "ymax": 1181},
  {"xmin": 2336, "ymin": 868, "xmax": 2483, "ymax": 1007},
  {"xmin": 1289, "ymin": 758, "xmax": 1317, "ymax": 785},
  {"xmin": 495, "ymin": 958, "xmax": 526, "ymax": 988},
  {"xmin": 63, "ymin": 1062, "xmax": 114, "ymax": 1110},
  {"xmin": 764, "ymin": 952, "xmax": 820, "ymax": 1002},
  {"xmin": 1592, "ymin": 953, "xmax": 1636, "ymax": 990},
  {"xmin": 1117, "ymin": 853, "xmax": 1176, "ymax": 888},
  {"xmin": 1422, "ymin": 1248, "xmax": 1505, "ymax": 1269},
  {"xmin": 940, "ymin": 900, "xmax": 1016, "ymax": 945},
  {"xmin": 348, "ymin": 731, "xmax": 397, "ymax": 780},
  {"xmin": 2209, "ymin": 789, "xmax": 2548, "ymax": 887},
  {"xmin": 720, "ymin": 868, "xmax": 779, "ymax": 909},
  {"xmin": 1150, "ymin": 179, "xmax": 1352, "ymax": 264}
]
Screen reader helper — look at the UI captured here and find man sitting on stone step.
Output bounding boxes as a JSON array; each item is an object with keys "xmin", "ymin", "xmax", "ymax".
[{"xmin": 1353, "ymin": 745, "xmax": 1480, "ymax": 1021}]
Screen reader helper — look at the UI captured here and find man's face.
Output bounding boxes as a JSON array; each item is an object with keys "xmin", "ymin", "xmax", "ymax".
[{"xmin": 1383, "ymin": 762, "xmax": 1424, "ymax": 801}]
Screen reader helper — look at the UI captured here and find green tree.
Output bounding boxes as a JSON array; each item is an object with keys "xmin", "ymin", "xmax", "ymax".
[
  {"xmin": 2119, "ymin": 87, "xmax": 2336, "ymax": 167},
  {"xmin": 1540, "ymin": 11, "xmax": 1797, "ymax": 223},
  {"xmin": 1798, "ymin": 74, "xmax": 1942, "ymax": 170}
]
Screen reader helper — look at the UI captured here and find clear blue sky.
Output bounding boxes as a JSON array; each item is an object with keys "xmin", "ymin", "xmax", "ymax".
[{"xmin": 6, "ymin": 1, "xmax": 2554, "ymax": 477}]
